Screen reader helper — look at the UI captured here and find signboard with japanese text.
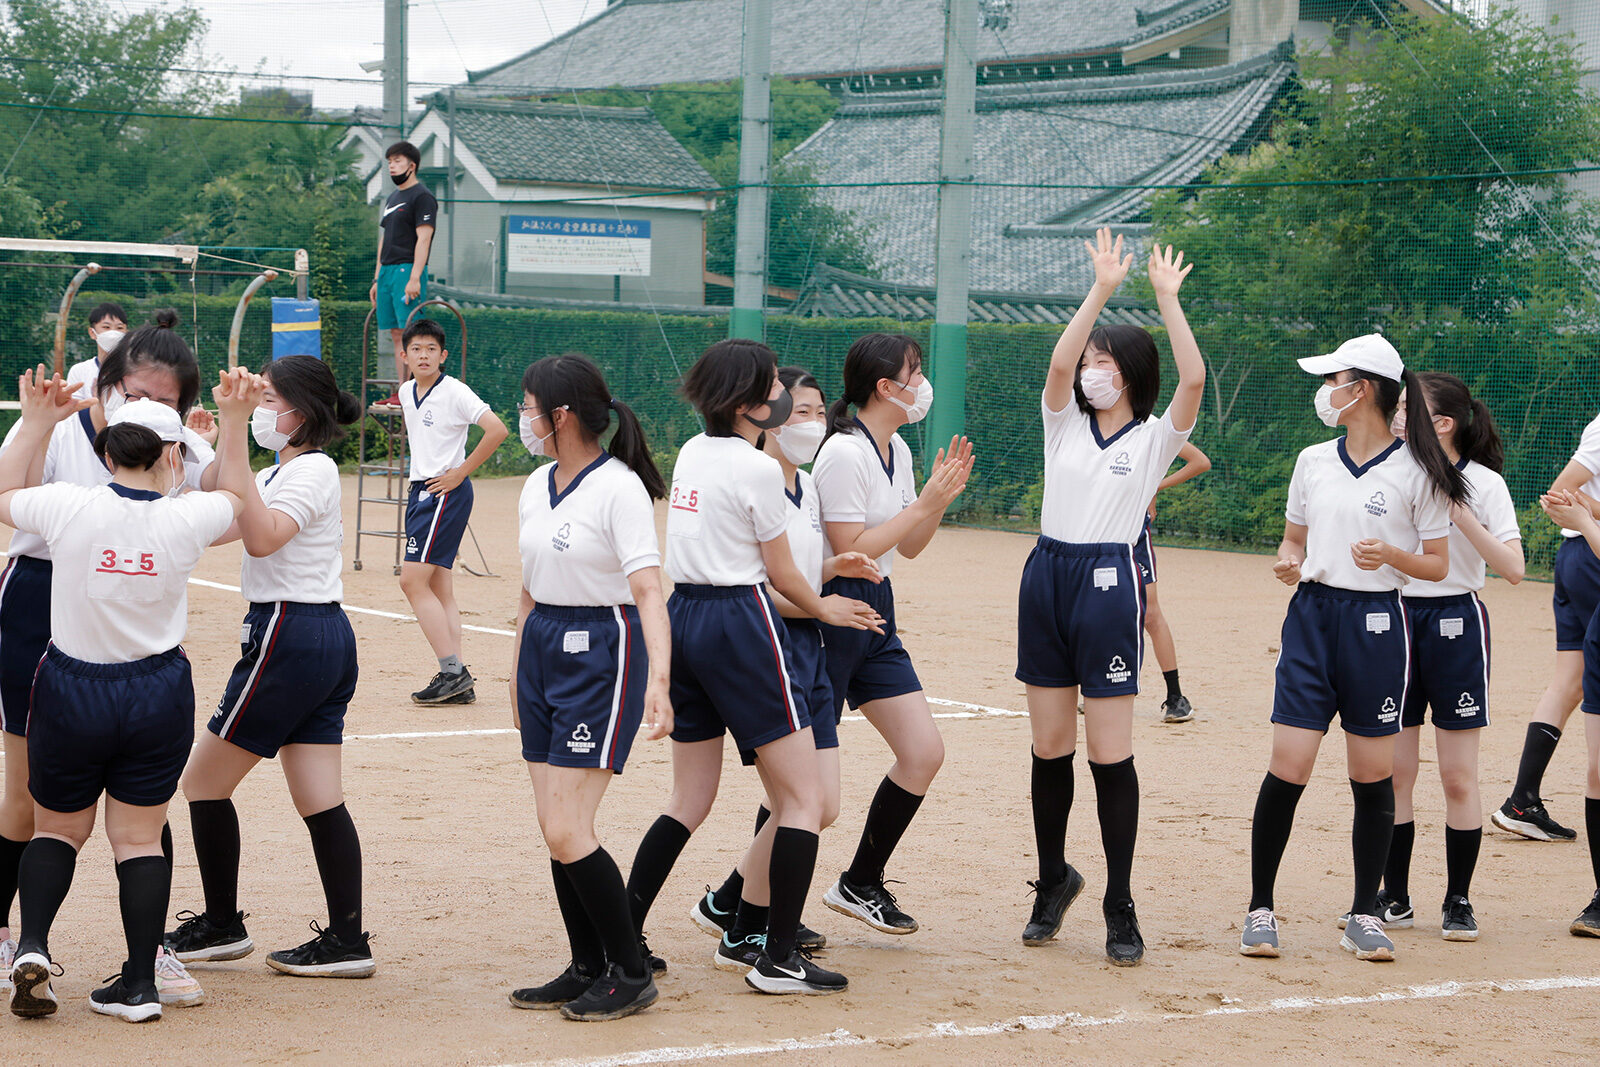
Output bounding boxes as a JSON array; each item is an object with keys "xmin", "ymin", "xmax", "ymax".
[{"xmin": 505, "ymin": 215, "xmax": 652, "ymax": 276}]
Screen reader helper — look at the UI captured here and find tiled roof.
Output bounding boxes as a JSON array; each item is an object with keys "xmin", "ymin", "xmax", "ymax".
[
  {"xmin": 467, "ymin": 0, "xmax": 1230, "ymax": 91},
  {"xmin": 435, "ymin": 97, "xmax": 714, "ymax": 190},
  {"xmin": 785, "ymin": 47, "xmax": 1293, "ymax": 295},
  {"xmin": 792, "ymin": 264, "xmax": 1161, "ymax": 326}
]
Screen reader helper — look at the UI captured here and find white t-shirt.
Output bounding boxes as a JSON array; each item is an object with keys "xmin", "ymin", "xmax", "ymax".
[
  {"xmin": 519, "ymin": 453, "xmax": 660, "ymax": 606},
  {"xmin": 666, "ymin": 434, "xmax": 789, "ymax": 587},
  {"xmin": 811, "ymin": 421, "xmax": 916, "ymax": 577},
  {"xmin": 1040, "ymin": 399, "xmax": 1191, "ymax": 545},
  {"xmin": 1405, "ymin": 459, "xmax": 1520, "ymax": 598},
  {"xmin": 1285, "ymin": 437, "xmax": 1452, "ymax": 592},
  {"xmin": 240, "ymin": 451, "xmax": 345, "ymax": 604},
  {"xmin": 401, "ymin": 375, "xmax": 491, "ymax": 481},
  {"xmin": 784, "ymin": 468, "xmax": 826, "ymax": 594},
  {"xmin": 2, "ymin": 414, "xmax": 214, "ymax": 561},
  {"xmin": 66, "ymin": 356, "xmax": 100, "ymax": 399},
  {"xmin": 1562, "ymin": 413, "xmax": 1600, "ymax": 538},
  {"xmin": 9, "ymin": 482, "xmax": 234, "ymax": 662}
]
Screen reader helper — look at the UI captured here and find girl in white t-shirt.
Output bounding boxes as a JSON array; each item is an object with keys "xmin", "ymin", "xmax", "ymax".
[
  {"xmin": 0, "ymin": 377, "xmax": 240, "ymax": 1023},
  {"xmin": 166, "ymin": 357, "xmax": 374, "ymax": 980}
]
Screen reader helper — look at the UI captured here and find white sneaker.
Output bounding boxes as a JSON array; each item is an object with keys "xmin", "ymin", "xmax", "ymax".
[
  {"xmin": 154, "ymin": 946, "xmax": 205, "ymax": 1007},
  {"xmin": 0, "ymin": 938, "xmax": 15, "ymax": 996},
  {"xmin": 10, "ymin": 950, "xmax": 57, "ymax": 1017}
]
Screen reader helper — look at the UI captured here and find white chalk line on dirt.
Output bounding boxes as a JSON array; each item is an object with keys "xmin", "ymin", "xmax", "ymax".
[{"xmin": 509, "ymin": 974, "xmax": 1600, "ymax": 1067}]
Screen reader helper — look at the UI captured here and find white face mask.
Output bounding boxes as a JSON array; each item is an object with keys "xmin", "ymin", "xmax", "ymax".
[
  {"xmin": 887, "ymin": 376, "xmax": 933, "ymax": 423},
  {"xmin": 776, "ymin": 419, "xmax": 826, "ymax": 465},
  {"xmin": 251, "ymin": 406, "xmax": 296, "ymax": 452},
  {"xmin": 519, "ymin": 413, "xmax": 554, "ymax": 458},
  {"xmin": 1314, "ymin": 381, "xmax": 1362, "ymax": 428},
  {"xmin": 1080, "ymin": 366, "xmax": 1125, "ymax": 410},
  {"xmin": 94, "ymin": 329, "xmax": 125, "ymax": 355},
  {"xmin": 101, "ymin": 386, "xmax": 126, "ymax": 419}
]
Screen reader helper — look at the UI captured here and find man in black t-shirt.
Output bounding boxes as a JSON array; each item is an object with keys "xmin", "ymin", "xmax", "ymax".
[{"xmin": 371, "ymin": 141, "xmax": 438, "ymax": 403}]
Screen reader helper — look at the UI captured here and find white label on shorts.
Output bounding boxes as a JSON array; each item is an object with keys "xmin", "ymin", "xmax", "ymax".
[
  {"xmin": 1093, "ymin": 567, "xmax": 1118, "ymax": 590},
  {"xmin": 563, "ymin": 630, "xmax": 590, "ymax": 654},
  {"xmin": 1365, "ymin": 612, "xmax": 1391, "ymax": 634},
  {"xmin": 240, "ymin": 623, "xmax": 252, "ymax": 645},
  {"xmin": 1440, "ymin": 616, "xmax": 1465, "ymax": 639}
]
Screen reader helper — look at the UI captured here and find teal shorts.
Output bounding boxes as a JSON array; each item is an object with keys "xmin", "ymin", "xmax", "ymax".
[{"xmin": 376, "ymin": 263, "xmax": 426, "ymax": 331}]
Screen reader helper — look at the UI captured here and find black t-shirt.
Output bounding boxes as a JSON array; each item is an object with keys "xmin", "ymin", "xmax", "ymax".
[{"xmin": 379, "ymin": 182, "xmax": 438, "ymax": 265}]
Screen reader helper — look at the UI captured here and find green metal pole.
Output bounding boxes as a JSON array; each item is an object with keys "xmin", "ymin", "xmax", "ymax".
[
  {"xmin": 729, "ymin": 0, "xmax": 771, "ymax": 342},
  {"xmin": 928, "ymin": 0, "xmax": 976, "ymax": 470}
]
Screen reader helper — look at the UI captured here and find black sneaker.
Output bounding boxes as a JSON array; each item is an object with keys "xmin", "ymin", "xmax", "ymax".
[
  {"xmin": 690, "ymin": 888, "xmax": 734, "ymax": 938},
  {"xmin": 795, "ymin": 920, "xmax": 826, "ymax": 951},
  {"xmin": 1023, "ymin": 865, "xmax": 1086, "ymax": 946},
  {"xmin": 436, "ymin": 687, "xmax": 477, "ymax": 705},
  {"xmin": 9, "ymin": 951, "xmax": 58, "ymax": 1018},
  {"xmin": 509, "ymin": 961, "xmax": 599, "ymax": 1010},
  {"xmin": 1160, "ymin": 695, "xmax": 1194, "ymax": 723},
  {"xmin": 89, "ymin": 974, "xmax": 162, "ymax": 1023},
  {"xmin": 1491, "ymin": 797, "xmax": 1577, "ymax": 841},
  {"xmin": 1104, "ymin": 898, "xmax": 1145, "ymax": 966},
  {"xmin": 639, "ymin": 933, "xmax": 667, "ymax": 974},
  {"xmin": 166, "ymin": 909, "xmax": 253, "ymax": 963},
  {"xmin": 1571, "ymin": 891, "xmax": 1600, "ymax": 938},
  {"xmin": 744, "ymin": 948, "xmax": 848, "ymax": 995},
  {"xmin": 265, "ymin": 922, "xmax": 376, "ymax": 978},
  {"xmin": 712, "ymin": 932, "xmax": 766, "ymax": 972},
  {"xmin": 1338, "ymin": 889, "xmax": 1413, "ymax": 930},
  {"xmin": 823, "ymin": 873, "xmax": 918, "ymax": 934},
  {"xmin": 558, "ymin": 962, "xmax": 658, "ymax": 1021},
  {"xmin": 1442, "ymin": 895, "xmax": 1479, "ymax": 942},
  {"xmin": 412, "ymin": 668, "xmax": 474, "ymax": 705}
]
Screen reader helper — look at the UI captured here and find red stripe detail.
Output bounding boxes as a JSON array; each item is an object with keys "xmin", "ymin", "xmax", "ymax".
[
  {"xmin": 752, "ymin": 589, "xmax": 799, "ymax": 732},
  {"xmin": 225, "ymin": 616, "xmax": 283, "ymax": 740},
  {"xmin": 611, "ymin": 610, "xmax": 633, "ymax": 770},
  {"xmin": 24, "ymin": 641, "xmax": 49, "ymax": 736},
  {"xmin": 422, "ymin": 490, "xmax": 448, "ymax": 564}
]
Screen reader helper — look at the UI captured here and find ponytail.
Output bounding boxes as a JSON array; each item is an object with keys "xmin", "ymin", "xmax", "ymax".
[
  {"xmin": 1413, "ymin": 371, "xmax": 1503, "ymax": 474},
  {"xmin": 607, "ymin": 398, "xmax": 666, "ymax": 500},
  {"xmin": 824, "ymin": 396, "xmax": 854, "ymax": 443},
  {"xmin": 1397, "ymin": 368, "xmax": 1467, "ymax": 505}
]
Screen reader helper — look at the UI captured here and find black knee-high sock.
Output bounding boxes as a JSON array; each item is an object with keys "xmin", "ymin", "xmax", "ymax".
[
  {"xmin": 1031, "ymin": 750, "xmax": 1075, "ymax": 885},
  {"xmin": 116, "ymin": 855, "xmax": 169, "ymax": 986},
  {"xmin": 0, "ymin": 834, "xmax": 28, "ymax": 931},
  {"xmin": 1587, "ymin": 799, "xmax": 1600, "ymax": 891},
  {"xmin": 304, "ymin": 804, "xmax": 362, "ymax": 941},
  {"xmin": 1350, "ymin": 778, "xmax": 1396, "ymax": 918},
  {"xmin": 730, "ymin": 899, "xmax": 768, "ymax": 942},
  {"xmin": 626, "ymin": 815, "xmax": 692, "ymax": 933},
  {"xmin": 1384, "ymin": 820, "xmax": 1415, "ymax": 902},
  {"xmin": 1445, "ymin": 825, "xmax": 1481, "ymax": 900},
  {"xmin": 711, "ymin": 805, "xmax": 772, "ymax": 915},
  {"xmin": 1163, "ymin": 669, "xmax": 1182, "ymax": 701},
  {"xmin": 1512, "ymin": 722, "xmax": 1562, "ymax": 807},
  {"xmin": 845, "ymin": 777, "xmax": 923, "ymax": 884},
  {"xmin": 16, "ymin": 837, "xmax": 77, "ymax": 959},
  {"xmin": 1250, "ymin": 772, "xmax": 1306, "ymax": 911},
  {"xmin": 564, "ymin": 847, "xmax": 645, "ymax": 979},
  {"xmin": 189, "ymin": 799, "xmax": 241, "ymax": 923},
  {"xmin": 766, "ymin": 826, "xmax": 819, "ymax": 963},
  {"xmin": 160, "ymin": 822, "xmax": 173, "ymax": 871},
  {"xmin": 1091, "ymin": 757, "xmax": 1139, "ymax": 905},
  {"xmin": 551, "ymin": 857, "xmax": 604, "ymax": 974}
]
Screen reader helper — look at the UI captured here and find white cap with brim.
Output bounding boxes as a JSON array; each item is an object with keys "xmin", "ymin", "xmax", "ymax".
[
  {"xmin": 1296, "ymin": 333, "xmax": 1405, "ymax": 382},
  {"xmin": 108, "ymin": 397, "xmax": 192, "ymax": 459}
]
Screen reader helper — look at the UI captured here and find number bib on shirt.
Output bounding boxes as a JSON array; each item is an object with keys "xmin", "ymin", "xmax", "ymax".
[{"xmin": 90, "ymin": 543, "xmax": 163, "ymax": 602}]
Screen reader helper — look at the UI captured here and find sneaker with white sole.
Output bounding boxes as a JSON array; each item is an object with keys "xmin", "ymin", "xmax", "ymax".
[
  {"xmin": 89, "ymin": 974, "xmax": 162, "ymax": 1023},
  {"xmin": 690, "ymin": 889, "xmax": 734, "ymax": 938},
  {"xmin": 9, "ymin": 950, "xmax": 56, "ymax": 1018},
  {"xmin": 1240, "ymin": 908, "xmax": 1280, "ymax": 957},
  {"xmin": 1491, "ymin": 797, "xmax": 1577, "ymax": 842},
  {"xmin": 823, "ymin": 873, "xmax": 918, "ymax": 934},
  {"xmin": 1339, "ymin": 913, "xmax": 1395, "ymax": 961},
  {"xmin": 712, "ymin": 932, "xmax": 765, "ymax": 972},
  {"xmin": 1160, "ymin": 695, "xmax": 1194, "ymax": 723},
  {"xmin": 1570, "ymin": 891, "xmax": 1600, "ymax": 937},
  {"xmin": 0, "ymin": 938, "xmax": 14, "ymax": 997},
  {"xmin": 166, "ymin": 909, "xmax": 253, "ymax": 962},
  {"xmin": 154, "ymin": 946, "xmax": 204, "ymax": 1007},
  {"xmin": 265, "ymin": 922, "xmax": 375, "ymax": 978},
  {"xmin": 1441, "ymin": 895, "xmax": 1478, "ymax": 942},
  {"xmin": 744, "ymin": 949, "xmax": 848, "ymax": 995},
  {"xmin": 1338, "ymin": 889, "xmax": 1413, "ymax": 930}
]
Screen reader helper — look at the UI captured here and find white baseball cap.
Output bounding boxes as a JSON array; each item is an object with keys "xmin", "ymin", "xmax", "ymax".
[
  {"xmin": 1297, "ymin": 333, "xmax": 1405, "ymax": 382},
  {"xmin": 108, "ymin": 397, "xmax": 191, "ymax": 458}
]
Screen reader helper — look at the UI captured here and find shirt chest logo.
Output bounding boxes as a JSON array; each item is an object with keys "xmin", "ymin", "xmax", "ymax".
[
  {"xmin": 422, "ymin": 408, "xmax": 434, "ymax": 427},
  {"xmin": 808, "ymin": 507, "xmax": 822, "ymax": 534},
  {"xmin": 552, "ymin": 522, "xmax": 573, "ymax": 552},
  {"xmin": 1108, "ymin": 450, "xmax": 1134, "ymax": 477},
  {"xmin": 1364, "ymin": 491, "xmax": 1387, "ymax": 517}
]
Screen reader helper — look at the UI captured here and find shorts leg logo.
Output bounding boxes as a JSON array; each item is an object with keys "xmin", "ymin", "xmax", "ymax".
[
  {"xmin": 1455, "ymin": 691, "xmax": 1481, "ymax": 717},
  {"xmin": 568, "ymin": 721, "xmax": 596, "ymax": 754},
  {"xmin": 1378, "ymin": 696, "xmax": 1398, "ymax": 724},
  {"xmin": 1106, "ymin": 654, "xmax": 1131, "ymax": 685}
]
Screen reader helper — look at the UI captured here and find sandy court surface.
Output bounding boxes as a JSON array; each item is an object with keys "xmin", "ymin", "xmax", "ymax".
[{"xmin": 5, "ymin": 473, "xmax": 1600, "ymax": 1064}]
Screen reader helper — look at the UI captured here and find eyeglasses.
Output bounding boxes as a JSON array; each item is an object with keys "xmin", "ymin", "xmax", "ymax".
[{"xmin": 516, "ymin": 403, "xmax": 569, "ymax": 418}]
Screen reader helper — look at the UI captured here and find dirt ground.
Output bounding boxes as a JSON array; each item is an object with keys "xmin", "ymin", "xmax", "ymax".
[{"xmin": 4, "ymin": 473, "xmax": 1600, "ymax": 1065}]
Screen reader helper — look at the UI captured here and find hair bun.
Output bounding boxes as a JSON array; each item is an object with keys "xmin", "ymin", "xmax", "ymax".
[{"xmin": 152, "ymin": 308, "xmax": 180, "ymax": 330}]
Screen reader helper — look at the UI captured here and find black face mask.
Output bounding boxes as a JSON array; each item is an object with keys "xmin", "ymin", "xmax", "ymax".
[
  {"xmin": 744, "ymin": 389, "xmax": 794, "ymax": 430},
  {"xmin": 390, "ymin": 165, "xmax": 413, "ymax": 187}
]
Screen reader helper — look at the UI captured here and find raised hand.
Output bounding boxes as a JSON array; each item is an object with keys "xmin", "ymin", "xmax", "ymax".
[
  {"xmin": 1147, "ymin": 242, "xmax": 1194, "ymax": 298},
  {"xmin": 212, "ymin": 367, "xmax": 264, "ymax": 422},
  {"xmin": 18, "ymin": 364, "xmax": 89, "ymax": 426},
  {"xmin": 1083, "ymin": 226, "xmax": 1133, "ymax": 292}
]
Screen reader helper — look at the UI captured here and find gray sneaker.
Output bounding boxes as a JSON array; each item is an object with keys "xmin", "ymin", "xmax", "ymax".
[
  {"xmin": 1239, "ymin": 908, "xmax": 1279, "ymax": 957},
  {"xmin": 412, "ymin": 667, "xmax": 474, "ymax": 704},
  {"xmin": 1338, "ymin": 913, "xmax": 1395, "ymax": 961}
]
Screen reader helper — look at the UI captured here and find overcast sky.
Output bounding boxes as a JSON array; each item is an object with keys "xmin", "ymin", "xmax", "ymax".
[{"xmin": 126, "ymin": 0, "xmax": 601, "ymax": 110}]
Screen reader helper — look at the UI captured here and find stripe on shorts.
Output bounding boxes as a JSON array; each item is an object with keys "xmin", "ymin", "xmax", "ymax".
[
  {"xmin": 1473, "ymin": 591, "xmax": 1490, "ymax": 710},
  {"xmin": 751, "ymin": 587, "xmax": 802, "ymax": 732},
  {"xmin": 220, "ymin": 604, "xmax": 285, "ymax": 740},
  {"xmin": 601, "ymin": 606, "xmax": 629, "ymax": 770},
  {"xmin": 421, "ymin": 489, "xmax": 449, "ymax": 564},
  {"xmin": 1396, "ymin": 591, "xmax": 1413, "ymax": 715}
]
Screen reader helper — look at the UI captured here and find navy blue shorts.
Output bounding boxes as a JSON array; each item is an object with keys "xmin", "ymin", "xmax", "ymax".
[
  {"xmin": 210, "ymin": 603, "xmax": 358, "ymax": 759},
  {"xmin": 1272, "ymin": 583, "xmax": 1410, "ymax": 737},
  {"xmin": 1402, "ymin": 593, "xmax": 1490, "ymax": 730},
  {"xmin": 519, "ymin": 604, "xmax": 648, "ymax": 772},
  {"xmin": 1133, "ymin": 517, "xmax": 1156, "ymax": 586},
  {"xmin": 1580, "ymin": 602, "xmax": 1600, "ymax": 716},
  {"xmin": 405, "ymin": 477, "xmax": 474, "ymax": 567},
  {"xmin": 29, "ymin": 645, "xmax": 193, "ymax": 812},
  {"xmin": 1554, "ymin": 536, "xmax": 1600, "ymax": 651},
  {"xmin": 785, "ymin": 619, "xmax": 837, "ymax": 752},
  {"xmin": 0, "ymin": 556, "xmax": 51, "ymax": 737},
  {"xmin": 819, "ymin": 576, "xmax": 921, "ymax": 714},
  {"xmin": 1015, "ymin": 537, "xmax": 1145, "ymax": 697},
  {"xmin": 669, "ymin": 584, "xmax": 809, "ymax": 760}
]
